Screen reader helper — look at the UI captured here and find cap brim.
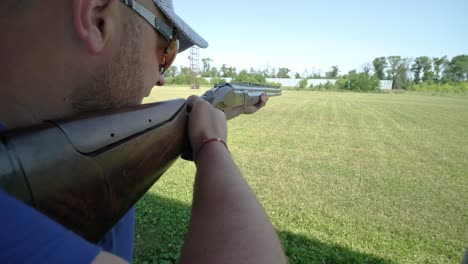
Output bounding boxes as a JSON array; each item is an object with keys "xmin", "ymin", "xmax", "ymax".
[{"xmin": 153, "ymin": 1, "xmax": 208, "ymax": 53}]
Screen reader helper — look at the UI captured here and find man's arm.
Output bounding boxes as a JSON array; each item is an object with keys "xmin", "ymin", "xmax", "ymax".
[{"xmin": 180, "ymin": 96, "xmax": 287, "ymax": 264}]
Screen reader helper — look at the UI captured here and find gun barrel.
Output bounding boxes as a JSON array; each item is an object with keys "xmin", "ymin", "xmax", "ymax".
[
  {"xmin": 232, "ymin": 87, "xmax": 281, "ymax": 96},
  {"xmin": 229, "ymin": 83, "xmax": 281, "ymax": 93},
  {"xmin": 231, "ymin": 87, "xmax": 281, "ymax": 92}
]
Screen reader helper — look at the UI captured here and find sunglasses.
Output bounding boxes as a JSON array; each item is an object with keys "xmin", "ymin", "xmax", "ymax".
[{"xmin": 120, "ymin": 0, "xmax": 179, "ymax": 75}]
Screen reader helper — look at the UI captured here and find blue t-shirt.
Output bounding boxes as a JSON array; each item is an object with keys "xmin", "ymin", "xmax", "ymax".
[
  {"xmin": 0, "ymin": 189, "xmax": 101, "ymax": 263},
  {"xmin": 0, "ymin": 123, "xmax": 135, "ymax": 263},
  {"xmin": 98, "ymin": 208, "xmax": 135, "ymax": 262}
]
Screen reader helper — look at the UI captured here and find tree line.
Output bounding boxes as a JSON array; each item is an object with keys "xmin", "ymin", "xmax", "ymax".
[
  {"xmin": 164, "ymin": 54, "xmax": 468, "ymax": 92},
  {"xmin": 372, "ymin": 54, "xmax": 468, "ymax": 90}
]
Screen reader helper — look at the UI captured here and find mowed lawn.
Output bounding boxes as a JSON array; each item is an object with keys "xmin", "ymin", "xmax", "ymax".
[{"xmin": 134, "ymin": 86, "xmax": 468, "ymax": 264}]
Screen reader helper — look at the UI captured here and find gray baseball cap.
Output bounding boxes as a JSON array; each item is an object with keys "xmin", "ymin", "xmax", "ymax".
[{"xmin": 152, "ymin": 0, "xmax": 208, "ymax": 52}]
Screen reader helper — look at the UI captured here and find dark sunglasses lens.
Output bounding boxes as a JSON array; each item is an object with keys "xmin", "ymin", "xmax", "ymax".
[{"xmin": 162, "ymin": 39, "xmax": 179, "ymax": 74}]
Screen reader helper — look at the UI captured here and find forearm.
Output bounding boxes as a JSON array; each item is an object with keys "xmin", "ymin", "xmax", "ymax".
[{"xmin": 180, "ymin": 143, "xmax": 287, "ymax": 264}]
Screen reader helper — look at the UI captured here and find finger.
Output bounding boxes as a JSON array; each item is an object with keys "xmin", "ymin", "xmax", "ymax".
[
  {"xmin": 186, "ymin": 95, "xmax": 203, "ymax": 107},
  {"xmin": 256, "ymin": 93, "xmax": 267, "ymax": 108},
  {"xmin": 261, "ymin": 93, "xmax": 268, "ymax": 106},
  {"xmin": 187, "ymin": 96, "xmax": 211, "ymax": 112}
]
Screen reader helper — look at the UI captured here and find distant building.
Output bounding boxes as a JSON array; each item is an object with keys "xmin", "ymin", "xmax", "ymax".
[{"xmin": 379, "ymin": 80, "xmax": 393, "ymax": 90}]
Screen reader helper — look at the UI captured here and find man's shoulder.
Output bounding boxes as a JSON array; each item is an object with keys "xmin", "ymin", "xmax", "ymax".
[{"xmin": 0, "ymin": 189, "xmax": 101, "ymax": 263}]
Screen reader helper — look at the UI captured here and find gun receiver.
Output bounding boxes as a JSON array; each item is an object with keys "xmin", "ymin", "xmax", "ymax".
[
  {"xmin": 0, "ymin": 82, "xmax": 280, "ymax": 242},
  {"xmin": 201, "ymin": 82, "xmax": 282, "ymax": 110}
]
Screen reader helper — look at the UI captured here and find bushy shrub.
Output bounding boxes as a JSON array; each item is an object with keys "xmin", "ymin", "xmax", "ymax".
[
  {"xmin": 267, "ymin": 81, "xmax": 282, "ymax": 88},
  {"xmin": 336, "ymin": 74, "xmax": 380, "ymax": 91},
  {"xmin": 165, "ymin": 75, "xmax": 190, "ymax": 85},
  {"xmin": 409, "ymin": 82, "xmax": 468, "ymax": 93},
  {"xmin": 210, "ymin": 77, "xmax": 227, "ymax": 85},
  {"xmin": 196, "ymin": 78, "xmax": 210, "ymax": 86},
  {"xmin": 233, "ymin": 70, "xmax": 266, "ymax": 84},
  {"xmin": 297, "ymin": 79, "xmax": 308, "ymax": 89}
]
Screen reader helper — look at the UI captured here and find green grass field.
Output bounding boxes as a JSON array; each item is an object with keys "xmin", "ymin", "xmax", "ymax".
[{"xmin": 133, "ymin": 86, "xmax": 468, "ymax": 263}]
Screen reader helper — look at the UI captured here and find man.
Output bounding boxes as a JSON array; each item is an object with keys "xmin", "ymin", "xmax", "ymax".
[{"xmin": 0, "ymin": 0, "xmax": 287, "ymax": 263}]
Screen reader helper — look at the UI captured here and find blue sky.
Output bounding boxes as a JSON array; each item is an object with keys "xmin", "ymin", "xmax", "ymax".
[{"xmin": 172, "ymin": 0, "xmax": 468, "ymax": 76}]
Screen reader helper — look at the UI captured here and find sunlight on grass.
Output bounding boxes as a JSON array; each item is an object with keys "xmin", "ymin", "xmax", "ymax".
[{"xmin": 134, "ymin": 86, "xmax": 468, "ymax": 263}]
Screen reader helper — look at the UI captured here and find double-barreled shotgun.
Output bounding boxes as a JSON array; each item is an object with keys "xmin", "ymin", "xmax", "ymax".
[
  {"xmin": 0, "ymin": 82, "xmax": 281, "ymax": 243},
  {"xmin": 201, "ymin": 82, "xmax": 282, "ymax": 110}
]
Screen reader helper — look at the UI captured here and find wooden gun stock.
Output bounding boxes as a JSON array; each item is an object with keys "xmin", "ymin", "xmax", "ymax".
[
  {"xmin": 0, "ymin": 82, "xmax": 281, "ymax": 243},
  {"xmin": 0, "ymin": 99, "xmax": 189, "ymax": 242}
]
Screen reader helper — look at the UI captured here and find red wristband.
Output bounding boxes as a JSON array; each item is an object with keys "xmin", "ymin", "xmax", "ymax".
[{"xmin": 195, "ymin": 138, "xmax": 228, "ymax": 164}]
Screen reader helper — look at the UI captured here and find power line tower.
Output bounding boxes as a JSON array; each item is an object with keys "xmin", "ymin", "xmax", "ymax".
[{"xmin": 188, "ymin": 47, "xmax": 200, "ymax": 89}]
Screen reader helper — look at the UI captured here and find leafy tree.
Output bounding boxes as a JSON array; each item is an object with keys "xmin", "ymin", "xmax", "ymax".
[
  {"xmin": 220, "ymin": 64, "xmax": 228, "ymax": 77},
  {"xmin": 325, "ymin": 66, "xmax": 339, "ymax": 79},
  {"xmin": 414, "ymin": 56, "xmax": 434, "ymax": 83},
  {"xmin": 311, "ymin": 72, "xmax": 322, "ymax": 79},
  {"xmin": 396, "ymin": 59, "xmax": 412, "ymax": 89},
  {"xmin": 387, "ymin": 56, "xmax": 411, "ymax": 89},
  {"xmin": 372, "ymin": 57, "xmax": 387, "ymax": 80},
  {"xmin": 411, "ymin": 57, "xmax": 424, "ymax": 84},
  {"xmin": 294, "ymin": 73, "xmax": 301, "ymax": 79},
  {"xmin": 228, "ymin": 66, "xmax": 238, "ymax": 78},
  {"xmin": 201, "ymin": 58, "xmax": 213, "ymax": 77},
  {"xmin": 260, "ymin": 68, "xmax": 271, "ymax": 78},
  {"xmin": 220, "ymin": 64, "xmax": 237, "ymax": 78},
  {"xmin": 209, "ymin": 66, "xmax": 219, "ymax": 77},
  {"xmin": 432, "ymin": 56, "xmax": 448, "ymax": 82},
  {"xmin": 412, "ymin": 56, "xmax": 435, "ymax": 84},
  {"xmin": 276, "ymin": 67, "xmax": 291, "ymax": 78},
  {"xmin": 270, "ymin": 68, "xmax": 277, "ymax": 78},
  {"xmin": 361, "ymin": 63, "xmax": 372, "ymax": 76},
  {"xmin": 444, "ymin": 54, "xmax": 468, "ymax": 82},
  {"xmin": 386, "ymin": 56, "xmax": 401, "ymax": 81}
]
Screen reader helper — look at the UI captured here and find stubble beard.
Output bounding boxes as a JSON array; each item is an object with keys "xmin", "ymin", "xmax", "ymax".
[{"xmin": 70, "ymin": 20, "xmax": 145, "ymax": 113}]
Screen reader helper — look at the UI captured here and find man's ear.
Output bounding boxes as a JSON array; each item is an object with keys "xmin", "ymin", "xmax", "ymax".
[{"xmin": 72, "ymin": 0, "xmax": 119, "ymax": 54}]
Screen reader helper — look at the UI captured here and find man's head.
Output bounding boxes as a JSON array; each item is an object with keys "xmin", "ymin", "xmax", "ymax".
[{"xmin": 0, "ymin": 0, "xmax": 207, "ymax": 128}]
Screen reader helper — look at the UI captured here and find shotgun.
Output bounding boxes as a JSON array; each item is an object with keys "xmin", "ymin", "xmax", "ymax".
[
  {"xmin": 0, "ymin": 82, "xmax": 281, "ymax": 243},
  {"xmin": 201, "ymin": 82, "xmax": 282, "ymax": 110}
]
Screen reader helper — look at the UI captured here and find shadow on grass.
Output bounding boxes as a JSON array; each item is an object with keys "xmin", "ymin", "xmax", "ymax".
[{"xmin": 133, "ymin": 193, "xmax": 393, "ymax": 264}]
